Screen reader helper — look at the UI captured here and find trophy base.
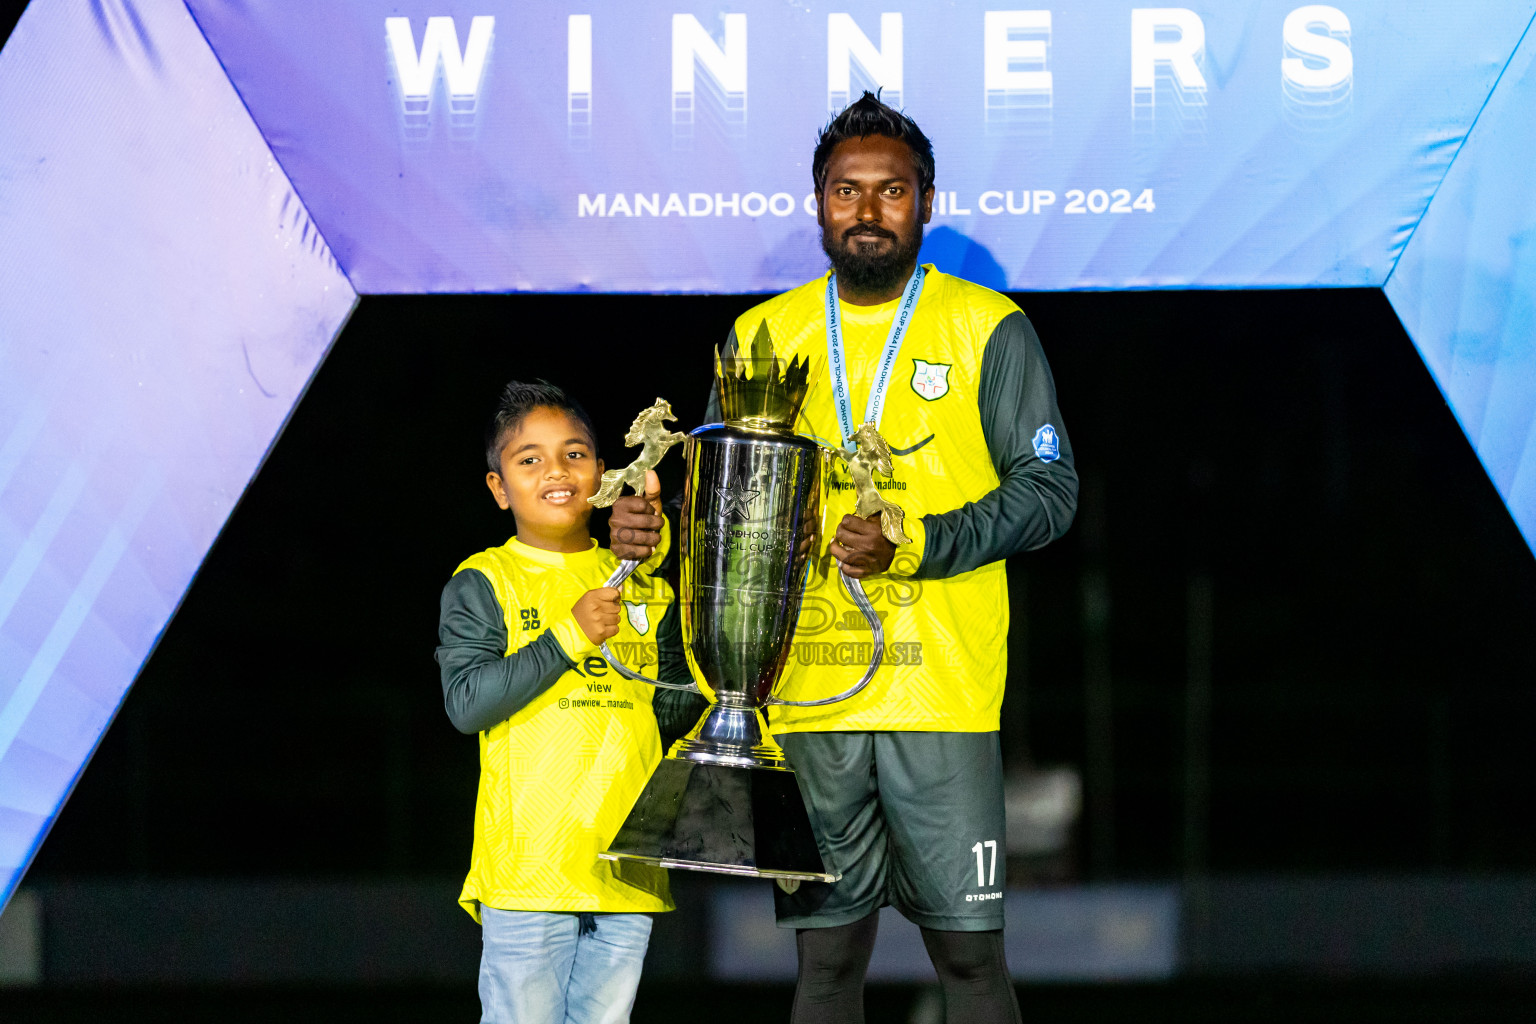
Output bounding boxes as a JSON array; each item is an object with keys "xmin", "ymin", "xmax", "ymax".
[{"xmin": 601, "ymin": 756, "xmax": 838, "ymax": 883}]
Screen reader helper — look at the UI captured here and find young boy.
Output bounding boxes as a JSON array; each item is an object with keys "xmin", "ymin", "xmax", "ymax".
[{"xmin": 436, "ymin": 380, "xmax": 702, "ymax": 1024}]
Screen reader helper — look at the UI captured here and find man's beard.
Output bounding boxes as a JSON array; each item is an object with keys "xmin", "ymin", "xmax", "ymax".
[{"xmin": 823, "ymin": 223, "xmax": 924, "ymax": 296}]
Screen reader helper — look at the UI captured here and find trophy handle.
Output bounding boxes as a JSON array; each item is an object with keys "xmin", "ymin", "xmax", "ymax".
[
  {"xmin": 765, "ymin": 572, "xmax": 882, "ymax": 708},
  {"xmin": 600, "ymin": 558, "xmax": 702, "ymax": 693}
]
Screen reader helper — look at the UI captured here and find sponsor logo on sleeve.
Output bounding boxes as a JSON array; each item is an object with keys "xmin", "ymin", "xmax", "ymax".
[{"xmin": 1032, "ymin": 423, "xmax": 1060, "ymax": 462}]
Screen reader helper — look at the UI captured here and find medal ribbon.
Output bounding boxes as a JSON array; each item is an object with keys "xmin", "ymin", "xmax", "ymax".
[{"xmin": 823, "ymin": 265, "xmax": 926, "ymax": 445}]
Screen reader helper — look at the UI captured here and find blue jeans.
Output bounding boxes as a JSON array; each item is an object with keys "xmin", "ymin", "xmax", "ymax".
[{"xmin": 478, "ymin": 908, "xmax": 653, "ymax": 1024}]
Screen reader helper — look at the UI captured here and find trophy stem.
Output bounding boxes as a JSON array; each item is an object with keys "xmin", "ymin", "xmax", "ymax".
[{"xmin": 670, "ymin": 695, "xmax": 785, "ymax": 769}]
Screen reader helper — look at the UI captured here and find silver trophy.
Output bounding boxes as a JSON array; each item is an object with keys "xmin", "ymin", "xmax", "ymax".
[{"xmin": 589, "ymin": 324, "xmax": 904, "ymax": 882}]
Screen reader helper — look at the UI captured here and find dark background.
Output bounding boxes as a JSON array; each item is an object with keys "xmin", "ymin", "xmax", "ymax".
[
  {"xmin": 12, "ymin": 286, "xmax": 1536, "ymax": 1023},
  {"xmin": 29, "ymin": 287, "xmax": 1536, "ymax": 886}
]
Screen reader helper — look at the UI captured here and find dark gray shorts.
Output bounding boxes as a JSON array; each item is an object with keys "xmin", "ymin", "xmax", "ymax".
[{"xmin": 774, "ymin": 731, "xmax": 1006, "ymax": 932}]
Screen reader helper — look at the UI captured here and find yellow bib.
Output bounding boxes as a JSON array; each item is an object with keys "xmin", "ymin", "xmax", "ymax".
[
  {"xmin": 455, "ymin": 537, "xmax": 674, "ymax": 919},
  {"xmin": 732, "ymin": 267, "xmax": 1021, "ymax": 733}
]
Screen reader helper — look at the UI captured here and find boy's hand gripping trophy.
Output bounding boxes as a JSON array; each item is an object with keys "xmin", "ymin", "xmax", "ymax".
[{"xmin": 591, "ymin": 323, "xmax": 911, "ymax": 884}]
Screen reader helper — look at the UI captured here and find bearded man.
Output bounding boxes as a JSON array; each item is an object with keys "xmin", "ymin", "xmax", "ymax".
[{"xmin": 612, "ymin": 92, "xmax": 1077, "ymax": 1024}]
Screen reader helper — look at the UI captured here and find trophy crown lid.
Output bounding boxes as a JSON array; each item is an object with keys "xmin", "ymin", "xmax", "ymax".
[{"xmin": 715, "ymin": 320, "xmax": 810, "ymax": 432}]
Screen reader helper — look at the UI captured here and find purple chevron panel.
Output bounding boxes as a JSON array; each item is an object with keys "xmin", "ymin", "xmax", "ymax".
[
  {"xmin": 1386, "ymin": 19, "xmax": 1536, "ymax": 554},
  {"xmin": 0, "ymin": 0, "xmax": 356, "ymax": 910}
]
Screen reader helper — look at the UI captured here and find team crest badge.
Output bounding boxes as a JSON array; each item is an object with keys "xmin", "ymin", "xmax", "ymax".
[
  {"xmin": 1032, "ymin": 424, "xmax": 1060, "ymax": 462},
  {"xmin": 910, "ymin": 359, "xmax": 951, "ymax": 401},
  {"xmin": 624, "ymin": 601, "xmax": 650, "ymax": 635}
]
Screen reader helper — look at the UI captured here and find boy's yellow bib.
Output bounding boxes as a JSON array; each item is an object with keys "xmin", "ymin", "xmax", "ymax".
[{"xmin": 455, "ymin": 537, "xmax": 674, "ymax": 919}]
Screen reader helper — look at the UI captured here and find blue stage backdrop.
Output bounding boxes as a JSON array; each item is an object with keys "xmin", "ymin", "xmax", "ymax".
[
  {"xmin": 1, "ymin": 0, "xmax": 1535, "ymax": 915},
  {"xmin": 184, "ymin": 0, "xmax": 1531, "ymax": 294}
]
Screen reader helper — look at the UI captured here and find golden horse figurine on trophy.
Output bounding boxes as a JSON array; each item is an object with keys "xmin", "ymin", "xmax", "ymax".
[
  {"xmin": 589, "ymin": 398, "xmax": 687, "ymax": 509},
  {"xmin": 839, "ymin": 420, "xmax": 912, "ymax": 546}
]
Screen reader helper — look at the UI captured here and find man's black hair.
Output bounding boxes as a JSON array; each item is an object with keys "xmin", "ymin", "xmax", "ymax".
[
  {"xmin": 485, "ymin": 379, "xmax": 599, "ymax": 473},
  {"xmin": 812, "ymin": 90, "xmax": 935, "ymax": 196}
]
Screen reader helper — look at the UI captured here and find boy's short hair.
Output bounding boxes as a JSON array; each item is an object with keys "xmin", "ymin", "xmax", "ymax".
[
  {"xmin": 812, "ymin": 90, "xmax": 935, "ymax": 197},
  {"xmin": 485, "ymin": 379, "xmax": 599, "ymax": 473}
]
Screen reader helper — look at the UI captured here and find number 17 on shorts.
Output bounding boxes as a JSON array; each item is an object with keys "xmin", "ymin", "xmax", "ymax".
[{"xmin": 967, "ymin": 839, "xmax": 1003, "ymax": 903}]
